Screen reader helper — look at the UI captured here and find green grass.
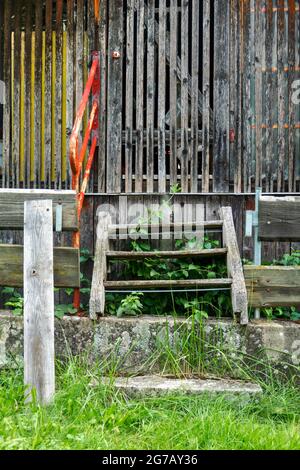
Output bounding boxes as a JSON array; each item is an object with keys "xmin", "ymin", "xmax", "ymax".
[{"xmin": 0, "ymin": 358, "xmax": 300, "ymax": 450}]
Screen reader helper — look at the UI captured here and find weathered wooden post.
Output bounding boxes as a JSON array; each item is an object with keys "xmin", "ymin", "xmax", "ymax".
[{"xmin": 24, "ymin": 200, "xmax": 55, "ymax": 404}]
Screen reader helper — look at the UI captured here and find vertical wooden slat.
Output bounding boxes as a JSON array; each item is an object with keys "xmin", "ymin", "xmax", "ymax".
[
  {"xmin": 107, "ymin": 0, "xmax": 123, "ymax": 193},
  {"xmin": 288, "ymin": 0, "xmax": 296, "ymax": 192},
  {"xmin": 270, "ymin": 0, "xmax": 278, "ymax": 192},
  {"xmin": 86, "ymin": 0, "xmax": 96, "ymax": 192},
  {"xmin": 277, "ymin": 0, "xmax": 285, "ymax": 191},
  {"xmin": 255, "ymin": 0, "xmax": 263, "ymax": 189},
  {"xmin": 75, "ymin": 0, "xmax": 84, "ymax": 113},
  {"xmin": 202, "ymin": 0, "xmax": 210, "ymax": 193},
  {"xmin": 180, "ymin": 0, "xmax": 189, "ymax": 193},
  {"xmin": 191, "ymin": 0, "xmax": 199, "ymax": 193},
  {"xmin": 66, "ymin": 0, "xmax": 74, "ymax": 189},
  {"xmin": 230, "ymin": 0, "xmax": 242, "ymax": 193},
  {"xmin": 12, "ymin": 1, "xmax": 21, "ymax": 189},
  {"xmin": 55, "ymin": 0, "xmax": 63, "ymax": 189},
  {"xmin": 3, "ymin": 0, "xmax": 11, "ymax": 188},
  {"xmin": 265, "ymin": 0, "xmax": 273, "ymax": 192},
  {"xmin": 169, "ymin": 0, "xmax": 178, "ymax": 188},
  {"xmin": 34, "ymin": 0, "xmax": 42, "ymax": 188},
  {"xmin": 125, "ymin": 0, "xmax": 134, "ymax": 193},
  {"xmin": 146, "ymin": 0, "xmax": 154, "ymax": 193},
  {"xmin": 24, "ymin": 0, "xmax": 33, "ymax": 188},
  {"xmin": 135, "ymin": 0, "xmax": 144, "ymax": 193},
  {"xmin": 98, "ymin": 0, "xmax": 108, "ymax": 193},
  {"xmin": 45, "ymin": 0, "xmax": 53, "ymax": 188},
  {"xmin": 213, "ymin": 0, "xmax": 230, "ymax": 192},
  {"xmin": 158, "ymin": 0, "xmax": 166, "ymax": 193},
  {"xmin": 242, "ymin": 0, "xmax": 251, "ymax": 192}
]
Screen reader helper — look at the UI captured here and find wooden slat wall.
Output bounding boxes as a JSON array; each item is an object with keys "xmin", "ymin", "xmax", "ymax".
[
  {"xmin": 1, "ymin": 0, "xmax": 97, "ymax": 190},
  {"xmin": 1, "ymin": 1, "xmax": 299, "ymax": 194}
]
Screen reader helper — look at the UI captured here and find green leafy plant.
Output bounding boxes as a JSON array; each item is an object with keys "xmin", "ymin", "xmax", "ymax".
[
  {"xmin": 3, "ymin": 287, "xmax": 23, "ymax": 316},
  {"xmin": 116, "ymin": 293, "xmax": 144, "ymax": 318},
  {"xmin": 54, "ymin": 304, "xmax": 78, "ymax": 320}
]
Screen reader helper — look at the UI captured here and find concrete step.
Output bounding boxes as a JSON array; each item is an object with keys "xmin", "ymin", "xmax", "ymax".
[{"xmin": 99, "ymin": 375, "xmax": 262, "ymax": 397}]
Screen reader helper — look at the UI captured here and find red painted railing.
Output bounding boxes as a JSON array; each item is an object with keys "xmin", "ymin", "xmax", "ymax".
[{"xmin": 69, "ymin": 51, "xmax": 100, "ymax": 310}]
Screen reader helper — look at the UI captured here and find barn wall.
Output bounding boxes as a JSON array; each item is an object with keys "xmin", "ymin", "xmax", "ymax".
[{"xmin": 0, "ymin": 1, "xmax": 299, "ymax": 193}]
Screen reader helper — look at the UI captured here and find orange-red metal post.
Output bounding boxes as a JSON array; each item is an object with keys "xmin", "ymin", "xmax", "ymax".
[{"xmin": 70, "ymin": 51, "xmax": 100, "ymax": 311}]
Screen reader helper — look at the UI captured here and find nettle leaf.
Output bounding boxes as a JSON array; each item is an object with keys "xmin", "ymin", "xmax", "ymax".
[
  {"xmin": 80, "ymin": 288, "xmax": 91, "ymax": 295},
  {"xmin": 65, "ymin": 288, "xmax": 74, "ymax": 296},
  {"xmin": 195, "ymin": 311, "xmax": 209, "ymax": 322},
  {"xmin": 67, "ymin": 306, "xmax": 78, "ymax": 315},
  {"xmin": 207, "ymin": 271, "xmax": 217, "ymax": 279},
  {"xmin": 2, "ymin": 287, "xmax": 15, "ymax": 295},
  {"xmin": 150, "ymin": 269, "xmax": 159, "ymax": 278}
]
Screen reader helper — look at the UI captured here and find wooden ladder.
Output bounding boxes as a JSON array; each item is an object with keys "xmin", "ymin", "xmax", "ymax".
[{"xmin": 90, "ymin": 206, "xmax": 248, "ymax": 324}]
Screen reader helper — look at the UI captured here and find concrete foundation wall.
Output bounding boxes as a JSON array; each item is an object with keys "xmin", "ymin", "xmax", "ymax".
[{"xmin": 1, "ymin": 312, "xmax": 300, "ymax": 377}]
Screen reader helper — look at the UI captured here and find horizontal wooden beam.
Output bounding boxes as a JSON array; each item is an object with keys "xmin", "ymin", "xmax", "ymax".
[
  {"xmin": 109, "ymin": 220, "xmax": 223, "ymax": 234},
  {"xmin": 244, "ymin": 265, "xmax": 300, "ymax": 307},
  {"xmin": 259, "ymin": 196, "xmax": 300, "ymax": 241},
  {"xmin": 0, "ymin": 244, "xmax": 80, "ymax": 287},
  {"xmin": 104, "ymin": 278, "xmax": 232, "ymax": 290},
  {"xmin": 106, "ymin": 248, "xmax": 227, "ymax": 260},
  {"xmin": 0, "ymin": 190, "xmax": 78, "ymax": 231}
]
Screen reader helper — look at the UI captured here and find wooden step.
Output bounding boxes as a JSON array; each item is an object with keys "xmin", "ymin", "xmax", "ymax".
[
  {"xmin": 108, "ymin": 220, "xmax": 223, "ymax": 235},
  {"xmin": 106, "ymin": 248, "xmax": 227, "ymax": 260},
  {"xmin": 104, "ymin": 278, "xmax": 232, "ymax": 290}
]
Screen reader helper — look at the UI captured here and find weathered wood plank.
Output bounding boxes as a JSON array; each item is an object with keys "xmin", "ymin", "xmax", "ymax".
[
  {"xmin": 221, "ymin": 206, "xmax": 248, "ymax": 324},
  {"xmin": 0, "ymin": 190, "xmax": 78, "ymax": 230},
  {"xmin": 242, "ymin": 0, "xmax": 252, "ymax": 192},
  {"xmin": 213, "ymin": 0, "xmax": 230, "ymax": 192},
  {"xmin": 169, "ymin": 0, "xmax": 178, "ymax": 187},
  {"xmin": 0, "ymin": 244, "xmax": 80, "ymax": 288},
  {"xmin": 106, "ymin": 248, "xmax": 227, "ymax": 260},
  {"xmin": 24, "ymin": 200, "xmax": 55, "ymax": 404},
  {"xmin": 34, "ymin": 0, "xmax": 43, "ymax": 188},
  {"xmin": 24, "ymin": 0, "xmax": 33, "ymax": 187},
  {"xmin": 288, "ymin": 1, "xmax": 296, "ymax": 192},
  {"xmin": 277, "ymin": 0, "xmax": 285, "ymax": 192},
  {"xmin": 259, "ymin": 196, "xmax": 300, "ymax": 241},
  {"xmin": 202, "ymin": 0, "xmax": 210, "ymax": 192},
  {"xmin": 180, "ymin": 0, "xmax": 189, "ymax": 193},
  {"xmin": 106, "ymin": 0, "xmax": 123, "ymax": 192},
  {"xmin": 230, "ymin": 0, "xmax": 242, "ymax": 193},
  {"xmin": 44, "ymin": 0, "xmax": 53, "ymax": 188},
  {"xmin": 108, "ymin": 219, "xmax": 223, "ymax": 235},
  {"xmin": 97, "ymin": 0, "xmax": 108, "ymax": 192},
  {"xmin": 2, "ymin": 0, "xmax": 11, "ymax": 188},
  {"xmin": 146, "ymin": 0, "xmax": 155, "ymax": 193},
  {"xmin": 191, "ymin": 0, "xmax": 199, "ymax": 193},
  {"xmin": 55, "ymin": 0, "xmax": 63, "ymax": 189},
  {"xmin": 125, "ymin": 0, "xmax": 134, "ymax": 193},
  {"xmin": 158, "ymin": 0, "xmax": 166, "ymax": 193},
  {"xmin": 245, "ymin": 265, "xmax": 300, "ymax": 307},
  {"xmin": 255, "ymin": 0, "xmax": 263, "ymax": 188},
  {"xmin": 264, "ymin": 0, "xmax": 273, "ymax": 192},
  {"xmin": 90, "ymin": 211, "xmax": 112, "ymax": 318},
  {"xmin": 66, "ymin": 0, "xmax": 75, "ymax": 189},
  {"xmin": 135, "ymin": 0, "xmax": 145, "ymax": 193},
  {"xmin": 104, "ymin": 279, "xmax": 232, "ymax": 290},
  {"xmin": 12, "ymin": 0, "xmax": 21, "ymax": 189}
]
